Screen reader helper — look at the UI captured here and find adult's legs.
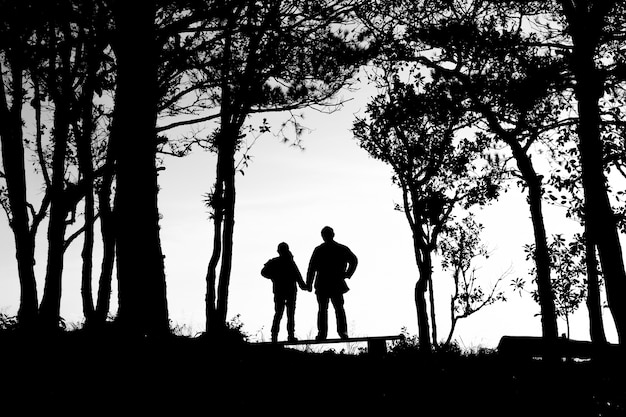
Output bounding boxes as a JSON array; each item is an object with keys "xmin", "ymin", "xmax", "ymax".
[
  {"xmin": 316, "ymin": 293, "xmax": 330, "ymax": 340},
  {"xmin": 330, "ymin": 294, "xmax": 348, "ymax": 338},
  {"xmin": 272, "ymin": 295, "xmax": 286, "ymax": 342},
  {"xmin": 286, "ymin": 295, "xmax": 297, "ymax": 340}
]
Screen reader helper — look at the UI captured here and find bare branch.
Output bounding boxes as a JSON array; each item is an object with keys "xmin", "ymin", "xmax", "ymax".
[
  {"xmin": 156, "ymin": 112, "xmax": 221, "ymax": 132},
  {"xmin": 63, "ymin": 213, "xmax": 101, "ymax": 252},
  {"xmin": 30, "ymin": 192, "xmax": 51, "ymax": 236}
]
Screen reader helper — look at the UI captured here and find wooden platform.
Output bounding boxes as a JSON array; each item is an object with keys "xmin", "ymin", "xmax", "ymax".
[{"xmin": 255, "ymin": 334, "xmax": 405, "ymax": 356}]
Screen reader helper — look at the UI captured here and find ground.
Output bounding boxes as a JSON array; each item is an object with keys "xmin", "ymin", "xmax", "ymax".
[{"xmin": 2, "ymin": 330, "xmax": 625, "ymax": 416}]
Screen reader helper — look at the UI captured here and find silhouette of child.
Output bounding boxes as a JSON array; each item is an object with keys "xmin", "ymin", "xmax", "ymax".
[{"xmin": 261, "ymin": 242, "xmax": 306, "ymax": 342}]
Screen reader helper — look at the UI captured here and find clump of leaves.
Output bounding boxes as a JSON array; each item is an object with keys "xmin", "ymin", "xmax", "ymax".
[
  {"xmin": 514, "ymin": 233, "xmax": 587, "ymax": 337},
  {"xmin": 388, "ymin": 327, "xmax": 421, "ymax": 354},
  {"xmin": 170, "ymin": 321, "xmax": 197, "ymax": 337},
  {"xmin": 0, "ymin": 312, "xmax": 18, "ymax": 331},
  {"xmin": 225, "ymin": 314, "xmax": 250, "ymax": 343}
]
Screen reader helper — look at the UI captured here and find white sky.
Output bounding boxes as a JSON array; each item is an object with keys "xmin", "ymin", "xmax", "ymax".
[{"xmin": 0, "ymin": 81, "xmax": 619, "ymax": 349}]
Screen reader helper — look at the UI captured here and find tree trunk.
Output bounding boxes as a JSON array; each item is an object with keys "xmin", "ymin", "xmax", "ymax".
[
  {"xmin": 0, "ymin": 55, "xmax": 39, "ymax": 328},
  {"xmin": 216, "ymin": 133, "xmax": 237, "ymax": 325},
  {"xmin": 469, "ymin": 77, "xmax": 559, "ymax": 345},
  {"xmin": 80, "ymin": 190, "xmax": 95, "ymax": 324},
  {"xmin": 205, "ymin": 127, "xmax": 239, "ymax": 332},
  {"xmin": 428, "ymin": 273, "xmax": 437, "ymax": 347},
  {"xmin": 76, "ymin": 67, "xmax": 97, "ymax": 325},
  {"xmin": 412, "ymin": 230, "xmax": 432, "ymax": 352},
  {"xmin": 403, "ymin": 190, "xmax": 431, "ymax": 352},
  {"xmin": 415, "ymin": 271, "xmax": 431, "ymax": 352},
  {"xmin": 506, "ymin": 136, "xmax": 558, "ymax": 346},
  {"xmin": 445, "ymin": 268, "xmax": 461, "ymax": 346},
  {"xmin": 110, "ymin": 0, "xmax": 169, "ymax": 336},
  {"xmin": 567, "ymin": 9, "xmax": 626, "ymax": 343},
  {"xmin": 94, "ymin": 161, "xmax": 115, "ymax": 327},
  {"xmin": 584, "ymin": 227, "xmax": 607, "ymax": 344},
  {"xmin": 206, "ymin": 21, "xmax": 238, "ymax": 332},
  {"xmin": 205, "ymin": 150, "xmax": 225, "ymax": 333},
  {"xmin": 445, "ymin": 316, "xmax": 458, "ymax": 347},
  {"xmin": 39, "ymin": 93, "xmax": 71, "ymax": 331},
  {"xmin": 525, "ymin": 170, "xmax": 558, "ymax": 344},
  {"xmin": 577, "ymin": 85, "xmax": 626, "ymax": 343}
]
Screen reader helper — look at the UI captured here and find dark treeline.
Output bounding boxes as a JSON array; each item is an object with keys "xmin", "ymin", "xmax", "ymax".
[{"xmin": 2, "ymin": 0, "xmax": 626, "ymax": 360}]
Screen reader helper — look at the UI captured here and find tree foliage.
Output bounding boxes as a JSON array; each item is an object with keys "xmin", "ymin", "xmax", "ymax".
[
  {"xmin": 515, "ymin": 234, "xmax": 588, "ymax": 337},
  {"xmin": 354, "ymin": 65, "xmax": 502, "ymax": 350},
  {"xmin": 439, "ymin": 214, "xmax": 507, "ymax": 346}
]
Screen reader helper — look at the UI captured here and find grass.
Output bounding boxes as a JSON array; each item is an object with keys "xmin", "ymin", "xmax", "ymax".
[{"xmin": 1, "ymin": 320, "xmax": 625, "ymax": 416}]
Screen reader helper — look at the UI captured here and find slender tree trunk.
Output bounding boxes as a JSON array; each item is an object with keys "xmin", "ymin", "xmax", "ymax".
[
  {"xmin": 94, "ymin": 160, "xmax": 115, "ymax": 327},
  {"xmin": 470, "ymin": 79, "xmax": 559, "ymax": 345},
  {"xmin": 216, "ymin": 133, "xmax": 237, "ymax": 325},
  {"xmin": 205, "ymin": 151, "xmax": 225, "ymax": 333},
  {"xmin": 411, "ymin": 229, "xmax": 432, "ymax": 352},
  {"xmin": 446, "ymin": 317, "xmax": 458, "ymax": 347},
  {"xmin": 80, "ymin": 191, "xmax": 95, "ymax": 323},
  {"xmin": 445, "ymin": 268, "xmax": 461, "ymax": 346},
  {"xmin": 39, "ymin": 94, "xmax": 71, "ymax": 331},
  {"xmin": 205, "ymin": 128, "xmax": 239, "ymax": 332},
  {"xmin": 110, "ymin": 0, "xmax": 169, "ymax": 336},
  {"xmin": 584, "ymin": 227, "xmax": 607, "ymax": 344},
  {"xmin": 77, "ymin": 94, "xmax": 96, "ymax": 325},
  {"xmin": 206, "ymin": 20, "xmax": 236, "ymax": 332},
  {"xmin": 525, "ymin": 170, "xmax": 558, "ymax": 343},
  {"xmin": 428, "ymin": 273, "xmax": 437, "ymax": 347},
  {"xmin": 505, "ymin": 136, "xmax": 559, "ymax": 346},
  {"xmin": 0, "ymin": 55, "xmax": 39, "ymax": 328},
  {"xmin": 415, "ymin": 262, "xmax": 431, "ymax": 352},
  {"xmin": 402, "ymin": 189, "xmax": 431, "ymax": 352}
]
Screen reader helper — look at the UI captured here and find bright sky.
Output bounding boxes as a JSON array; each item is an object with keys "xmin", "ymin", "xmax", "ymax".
[{"xmin": 0, "ymin": 80, "xmax": 619, "ymax": 349}]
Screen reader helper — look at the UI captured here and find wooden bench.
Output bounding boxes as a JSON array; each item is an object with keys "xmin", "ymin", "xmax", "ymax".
[{"xmin": 256, "ymin": 334, "xmax": 405, "ymax": 357}]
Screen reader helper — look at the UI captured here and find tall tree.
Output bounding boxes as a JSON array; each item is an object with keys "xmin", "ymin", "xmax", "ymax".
[
  {"xmin": 37, "ymin": 0, "xmax": 89, "ymax": 330},
  {"xmin": 357, "ymin": 0, "xmax": 567, "ymax": 347},
  {"xmin": 108, "ymin": 0, "xmax": 169, "ymax": 336},
  {"xmin": 545, "ymin": 121, "xmax": 608, "ymax": 343},
  {"xmin": 104, "ymin": 0, "xmax": 224, "ymax": 335},
  {"xmin": 354, "ymin": 74, "xmax": 500, "ymax": 351},
  {"xmin": 69, "ymin": 0, "xmax": 114, "ymax": 328},
  {"xmin": 0, "ymin": 0, "xmax": 44, "ymax": 329},
  {"xmin": 556, "ymin": 0, "xmax": 626, "ymax": 343}
]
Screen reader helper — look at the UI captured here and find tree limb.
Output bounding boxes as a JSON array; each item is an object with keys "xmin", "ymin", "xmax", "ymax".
[{"xmin": 64, "ymin": 212, "xmax": 101, "ymax": 252}]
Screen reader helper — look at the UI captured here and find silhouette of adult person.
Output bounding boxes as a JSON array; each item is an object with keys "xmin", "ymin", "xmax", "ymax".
[
  {"xmin": 306, "ymin": 226, "xmax": 358, "ymax": 340},
  {"xmin": 261, "ymin": 242, "xmax": 306, "ymax": 343}
]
